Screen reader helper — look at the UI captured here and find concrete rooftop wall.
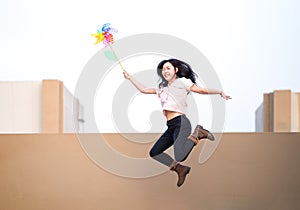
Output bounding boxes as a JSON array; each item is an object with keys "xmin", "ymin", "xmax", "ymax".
[{"xmin": 0, "ymin": 133, "xmax": 300, "ymax": 210}]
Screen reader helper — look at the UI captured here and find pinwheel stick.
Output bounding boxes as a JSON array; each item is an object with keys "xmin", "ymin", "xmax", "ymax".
[{"xmin": 108, "ymin": 43, "xmax": 125, "ymax": 71}]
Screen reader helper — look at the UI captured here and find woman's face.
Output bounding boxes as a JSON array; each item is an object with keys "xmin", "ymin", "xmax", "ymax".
[{"xmin": 162, "ymin": 62, "xmax": 177, "ymax": 82}]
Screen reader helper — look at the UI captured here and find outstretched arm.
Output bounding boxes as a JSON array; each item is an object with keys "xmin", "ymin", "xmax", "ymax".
[
  {"xmin": 190, "ymin": 84, "xmax": 232, "ymax": 100},
  {"xmin": 123, "ymin": 70, "xmax": 156, "ymax": 94}
]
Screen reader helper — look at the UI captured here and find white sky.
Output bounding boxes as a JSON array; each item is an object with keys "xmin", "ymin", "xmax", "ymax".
[{"xmin": 1, "ymin": 0, "xmax": 299, "ymax": 132}]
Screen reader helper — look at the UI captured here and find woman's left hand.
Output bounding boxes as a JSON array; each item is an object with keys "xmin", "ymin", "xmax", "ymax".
[{"xmin": 220, "ymin": 92, "xmax": 232, "ymax": 100}]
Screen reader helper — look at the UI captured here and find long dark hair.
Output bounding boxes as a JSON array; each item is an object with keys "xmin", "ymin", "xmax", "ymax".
[{"xmin": 157, "ymin": 58, "xmax": 198, "ymax": 88}]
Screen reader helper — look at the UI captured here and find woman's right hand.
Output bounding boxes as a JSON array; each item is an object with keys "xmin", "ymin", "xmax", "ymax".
[{"xmin": 123, "ymin": 70, "xmax": 130, "ymax": 80}]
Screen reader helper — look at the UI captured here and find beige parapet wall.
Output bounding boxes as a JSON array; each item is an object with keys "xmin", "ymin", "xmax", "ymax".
[{"xmin": 1, "ymin": 133, "xmax": 300, "ymax": 210}]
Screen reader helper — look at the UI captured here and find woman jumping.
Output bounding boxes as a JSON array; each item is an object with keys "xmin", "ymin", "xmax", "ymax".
[{"xmin": 123, "ymin": 58, "xmax": 231, "ymax": 187}]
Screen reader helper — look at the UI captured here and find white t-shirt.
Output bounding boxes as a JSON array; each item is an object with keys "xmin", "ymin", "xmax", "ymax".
[{"xmin": 156, "ymin": 77, "xmax": 194, "ymax": 114}]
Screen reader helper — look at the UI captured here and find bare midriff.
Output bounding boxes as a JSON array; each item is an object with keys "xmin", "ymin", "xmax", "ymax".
[{"xmin": 163, "ymin": 110, "xmax": 183, "ymax": 121}]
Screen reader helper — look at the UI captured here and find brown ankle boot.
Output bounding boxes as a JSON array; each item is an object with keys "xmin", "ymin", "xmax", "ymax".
[
  {"xmin": 188, "ymin": 125, "xmax": 215, "ymax": 144},
  {"xmin": 170, "ymin": 163, "xmax": 191, "ymax": 187}
]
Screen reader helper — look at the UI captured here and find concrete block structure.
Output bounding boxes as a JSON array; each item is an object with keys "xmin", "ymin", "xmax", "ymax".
[
  {"xmin": 0, "ymin": 80, "xmax": 84, "ymax": 133},
  {"xmin": 255, "ymin": 90, "xmax": 300, "ymax": 132}
]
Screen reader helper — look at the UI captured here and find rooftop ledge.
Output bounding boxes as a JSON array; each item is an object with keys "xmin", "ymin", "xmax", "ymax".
[{"xmin": 1, "ymin": 133, "xmax": 300, "ymax": 210}]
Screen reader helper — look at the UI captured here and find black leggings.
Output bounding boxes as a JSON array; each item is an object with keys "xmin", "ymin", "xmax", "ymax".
[{"xmin": 149, "ymin": 115, "xmax": 195, "ymax": 167}]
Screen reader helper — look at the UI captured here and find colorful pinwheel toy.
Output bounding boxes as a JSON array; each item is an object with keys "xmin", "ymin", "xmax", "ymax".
[
  {"xmin": 91, "ymin": 23, "xmax": 125, "ymax": 71},
  {"xmin": 91, "ymin": 23, "xmax": 117, "ymax": 46}
]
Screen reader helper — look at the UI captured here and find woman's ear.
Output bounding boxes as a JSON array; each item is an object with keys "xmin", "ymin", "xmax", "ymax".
[{"xmin": 175, "ymin": 67, "xmax": 178, "ymax": 73}]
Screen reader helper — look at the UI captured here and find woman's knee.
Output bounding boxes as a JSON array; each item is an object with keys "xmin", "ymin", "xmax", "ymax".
[{"xmin": 149, "ymin": 148, "xmax": 158, "ymax": 158}]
